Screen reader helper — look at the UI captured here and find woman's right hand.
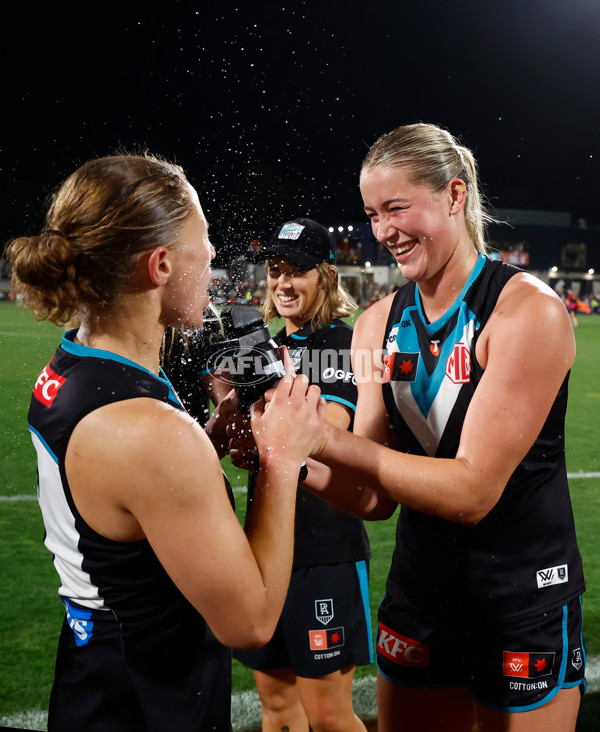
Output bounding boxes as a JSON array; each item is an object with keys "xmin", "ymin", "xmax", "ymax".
[{"xmin": 250, "ymin": 347, "xmax": 327, "ymax": 470}]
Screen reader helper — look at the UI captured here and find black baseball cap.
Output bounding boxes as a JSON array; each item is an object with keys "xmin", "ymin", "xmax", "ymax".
[{"xmin": 258, "ymin": 218, "xmax": 336, "ymax": 270}]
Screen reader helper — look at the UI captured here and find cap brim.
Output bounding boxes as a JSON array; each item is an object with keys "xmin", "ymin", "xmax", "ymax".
[{"xmin": 257, "ymin": 244, "xmax": 323, "ymax": 271}]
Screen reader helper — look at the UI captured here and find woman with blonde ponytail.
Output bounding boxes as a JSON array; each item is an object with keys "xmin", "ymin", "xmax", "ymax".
[
  {"xmin": 300, "ymin": 123, "xmax": 586, "ymax": 731},
  {"xmin": 233, "ymin": 218, "xmax": 372, "ymax": 732}
]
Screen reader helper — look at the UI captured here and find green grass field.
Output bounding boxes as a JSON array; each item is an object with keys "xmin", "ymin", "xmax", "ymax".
[{"xmin": 1, "ymin": 302, "xmax": 599, "ymax": 730}]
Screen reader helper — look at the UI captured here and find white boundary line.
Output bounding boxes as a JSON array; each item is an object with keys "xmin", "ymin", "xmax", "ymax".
[
  {"xmin": 3, "ymin": 472, "xmax": 600, "ymax": 502},
  {"xmin": 0, "ymin": 486, "xmax": 249, "ymax": 501},
  {"xmin": 1, "ymin": 660, "xmax": 598, "ymax": 732},
  {"xmin": 0, "ymin": 476, "xmax": 599, "ymax": 729}
]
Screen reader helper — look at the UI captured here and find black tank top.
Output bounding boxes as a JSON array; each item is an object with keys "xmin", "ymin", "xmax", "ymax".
[
  {"xmin": 28, "ymin": 329, "xmax": 233, "ymax": 728},
  {"xmin": 380, "ymin": 256, "xmax": 585, "ymax": 622}
]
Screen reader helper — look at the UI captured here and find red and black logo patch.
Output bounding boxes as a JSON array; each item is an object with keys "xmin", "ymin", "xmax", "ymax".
[
  {"xmin": 309, "ymin": 627, "xmax": 345, "ymax": 651},
  {"xmin": 33, "ymin": 361, "xmax": 67, "ymax": 407},
  {"xmin": 383, "ymin": 352, "xmax": 420, "ymax": 383},
  {"xmin": 503, "ymin": 651, "xmax": 555, "ymax": 678}
]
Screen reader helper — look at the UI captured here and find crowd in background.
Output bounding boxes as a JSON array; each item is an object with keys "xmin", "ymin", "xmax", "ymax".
[
  {"xmin": 3, "ymin": 270, "xmax": 598, "ymax": 315},
  {"xmin": 207, "ymin": 274, "xmax": 398, "ymax": 310}
]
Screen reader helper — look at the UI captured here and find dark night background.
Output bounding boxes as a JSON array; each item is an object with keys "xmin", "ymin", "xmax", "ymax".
[{"xmin": 1, "ymin": 0, "xmax": 599, "ymax": 270}]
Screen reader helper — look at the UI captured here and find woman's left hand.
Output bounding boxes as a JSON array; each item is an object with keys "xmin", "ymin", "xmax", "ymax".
[
  {"xmin": 204, "ymin": 389, "xmax": 240, "ymax": 458},
  {"xmin": 227, "ymin": 408, "xmax": 258, "ymax": 470}
]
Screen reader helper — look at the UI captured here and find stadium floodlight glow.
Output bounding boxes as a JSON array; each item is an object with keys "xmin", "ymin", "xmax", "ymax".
[
  {"xmin": 365, "ymin": 261, "xmax": 372, "ymax": 268},
  {"xmin": 338, "ymin": 226, "xmax": 344, "ymax": 232},
  {"xmin": 551, "ymin": 266, "xmax": 559, "ymax": 272},
  {"xmin": 348, "ymin": 225, "xmax": 354, "ymax": 232},
  {"xmin": 328, "ymin": 226, "xmax": 334, "ymax": 232},
  {"xmin": 588, "ymin": 268, "xmax": 595, "ymax": 275}
]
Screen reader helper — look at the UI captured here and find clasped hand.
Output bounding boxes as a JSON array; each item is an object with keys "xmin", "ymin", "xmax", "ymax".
[{"xmin": 227, "ymin": 347, "xmax": 326, "ymax": 471}]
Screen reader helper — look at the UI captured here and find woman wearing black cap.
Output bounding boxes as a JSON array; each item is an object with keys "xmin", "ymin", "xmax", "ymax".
[{"xmin": 233, "ymin": 218, "xmax": 372, "ymax": 732}]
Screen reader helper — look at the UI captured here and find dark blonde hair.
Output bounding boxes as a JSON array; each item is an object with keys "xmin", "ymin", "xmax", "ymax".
[
  {"xmin": 361, "ymin": 122, "xmax": 493, "ymax": 254},
  {"xmin": 261, "ymin": 260, "xmax": 358, "ymax": 331},
  {"xmin": 5, "ymin": 152, "xmax": 195, "ymax": 325}
]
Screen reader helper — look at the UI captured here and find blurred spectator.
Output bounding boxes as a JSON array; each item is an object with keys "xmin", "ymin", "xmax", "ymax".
[{"xmin": 564, "ymin": 289, "xmax": 579, "ymax": 328}]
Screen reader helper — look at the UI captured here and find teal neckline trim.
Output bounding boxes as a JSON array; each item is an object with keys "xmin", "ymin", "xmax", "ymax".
[
  {"xmin": 415, "ymin": 253, "xmax": 486, "ymax": 334},
  {"xmin": 288, "ymin": 321, "xmax": 338, "ymax": 341},
  {"xmin": 61, "ymin": 329, "xmax": 172, "ymax": 387}
]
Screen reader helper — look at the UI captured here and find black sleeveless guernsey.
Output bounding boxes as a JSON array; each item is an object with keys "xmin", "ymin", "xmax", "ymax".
[
  {"xmin": 28, "ymin": 330, "xmax": 233, "ymax": 731},
  {"xmin": 379, "ymin": 255, "xmax": 585, "ymax": 626}
]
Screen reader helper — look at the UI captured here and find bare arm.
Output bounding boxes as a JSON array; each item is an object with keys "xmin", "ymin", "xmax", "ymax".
[
  {"xmin": 309, "ymin": 276, "xmax": 575, "ymax": 525},
  {"xmin": 203, "ymin": 386, "xmax": 239, "ymax": 459},
  {"xmin": 66, "ymin": 370, "xmax": 326, "ymax": 650},
  {"xmin": 302, "ymin": 295, "xmax": 399, "ymax": 520},
  {"xmin": 200, "ymin": 369, "xmax": 232, "ymax": 407}
]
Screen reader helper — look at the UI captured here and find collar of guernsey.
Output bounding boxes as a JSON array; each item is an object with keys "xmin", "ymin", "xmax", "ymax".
[
  {"xmin": 413, "ymin": 252, "xmax": 486, "ymax": 333},
  {"xmin": 60, "ymin": 329, "xmax": 180, "ymax": 405}
]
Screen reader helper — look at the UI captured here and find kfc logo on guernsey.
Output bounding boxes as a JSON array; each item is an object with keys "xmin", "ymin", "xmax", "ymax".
[
  {"xmin": 445, "ymin": 342, "xmax": 471, "ymax": 384},
  {"xmin": 377, "ymin": 622, "xmax": 430, "ymax": 667},
  {"xmin": 33, "ymin": 361, "xmax": 67, "ymax": 407}
]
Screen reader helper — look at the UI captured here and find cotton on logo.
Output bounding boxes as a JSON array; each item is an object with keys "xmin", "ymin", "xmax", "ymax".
[
  {"xmin": 33, "ymin": 363, "xmax": 66, "ymax": 407},
  {"xmin": 445, "ymin": 343, "xmax": 471, "ymax": 384},
  {"xmin": 377, "ymin": 623, "xmax": 430, "ymax": 667}
]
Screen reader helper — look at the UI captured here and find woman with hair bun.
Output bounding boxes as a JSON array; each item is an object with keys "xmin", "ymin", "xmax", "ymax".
[
  {"xmin": 303, "ymin": 123, "xmax": 586, "ymax": 731},
  {"xmin": 6, "ymin": 153, "xmax": 325, "ymax": 731}
]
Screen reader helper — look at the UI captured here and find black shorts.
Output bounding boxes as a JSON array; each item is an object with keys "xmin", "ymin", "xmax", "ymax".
[
  {"xmin": 235, "ymin": 561, "xmax": 373, "ymax": 678},
  {"xmin": 376, "ymin": 595, "xmax": 586, "ymax": 712},
  {"xmin": 49, "ymin": 598, "xmax": 232, "ymax": 731}
]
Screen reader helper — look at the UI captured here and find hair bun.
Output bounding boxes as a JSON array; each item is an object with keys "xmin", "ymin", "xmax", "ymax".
[
  {"xmin": 43, "ymin": 228, "xmax": 69, "ymax": 243},
  {"xmin": 17, "ymin": 229, "xmax": 77, "ymax": 289},
  {"xmin": 42, "ymin": 227, "xmax": 77, "ymax": 264}
]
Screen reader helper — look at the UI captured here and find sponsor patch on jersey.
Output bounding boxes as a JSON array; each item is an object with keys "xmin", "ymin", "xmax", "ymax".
[
  {"xmin": 322, "ymin": 367, "xmax": 355, "ymax": 384},
  {"xmin": 503, "ymin": 651, "xmax": 555, "ymax": 678},
  {"xmin": 33, "ymin": 361, "xmax": 67, "ymax": 407},
  {"xmin": 377, "ymin": 622, "xmax": 430, "ymax": 667},
  {"xmin": 61, "ymin": 597, "xmax": 94, "ymax": 647},
  {"xmin": 278, "ymin": 222, "xmax": 305, "ymax": 240},
  {"xmin": 309, "ymin": 626, "xmax": 345, "ymax": 651},
  {"xmin": 383, "ymin": 351, "xmax": 419, "ymax": 383},
  {"xmin": 536, "ymin": 564, "xmax": 569, "ymax": 588},
  {"xmin": 315, "ymin": 598, "xmax": 334, "ymax": 625},
  {"xmin": 445, "ymin": 342, "xmax": 471, "ymax": 384}
]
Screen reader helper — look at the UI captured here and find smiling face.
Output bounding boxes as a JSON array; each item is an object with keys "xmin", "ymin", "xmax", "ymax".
[
  {"xmin": 162, "ymin": 188, "xmax": 215, "ymax": 330},
  {"xmin": 360, "ymin": 164, "xmax": 470, "ymax": 284},
  {"xmin": 266, "ymin": 257, "xmax": 322, "ymax": 331}
]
